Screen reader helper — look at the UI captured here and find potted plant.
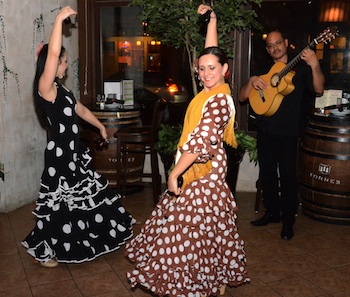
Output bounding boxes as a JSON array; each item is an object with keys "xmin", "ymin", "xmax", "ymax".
[
  {"xmin": 158, "ymin": 124, "xmax": 257, "ymax": 191},
  {"xmin": 235, "ymin": 130, "xmax": 258, "ymax": 165},
  {"xmin": 225, "ymin": 130, "xmax": 257, "ymax": 193},
  {"xmin": 157, "ymin": 123, "xmax": 182, "ymax": 180}
]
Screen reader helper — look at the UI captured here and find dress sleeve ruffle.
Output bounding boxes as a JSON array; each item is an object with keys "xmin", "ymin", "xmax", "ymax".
[{"xmin": 180, "ymin": 93, "xmax": 232, "ymax": 163}]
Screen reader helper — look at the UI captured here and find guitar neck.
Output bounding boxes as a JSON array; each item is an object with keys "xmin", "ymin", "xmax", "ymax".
[{"xmin": 278, "ymin": 39, "xmax": 317, "ymax": 78}]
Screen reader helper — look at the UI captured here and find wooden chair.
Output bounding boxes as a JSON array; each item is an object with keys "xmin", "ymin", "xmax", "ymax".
[{"xmin": 114, "ymin": 98, "xmax": 167, "ymax": 204}]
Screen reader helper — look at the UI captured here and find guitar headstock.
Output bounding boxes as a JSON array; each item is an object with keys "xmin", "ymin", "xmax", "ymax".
[{"xmin": 315, "ymin": 26, "xmax": 339, "ymax": 44}]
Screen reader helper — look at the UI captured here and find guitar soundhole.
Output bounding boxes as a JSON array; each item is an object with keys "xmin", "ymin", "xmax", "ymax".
[{"xmin": 270, "ymin": 74, "xmax": 280, "ymax": 87}]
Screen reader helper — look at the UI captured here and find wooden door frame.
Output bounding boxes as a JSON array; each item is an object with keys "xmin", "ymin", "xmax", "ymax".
[{"xmin": 77, "ymin": 0, "xmax": 129, "ymax": 108}]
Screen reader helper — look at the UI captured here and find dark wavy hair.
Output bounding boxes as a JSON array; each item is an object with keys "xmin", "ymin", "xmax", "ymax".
[
  {"xmin": 33, "ymin": 44, "xmax": 66, "ymax": 128},
  {"xmin": 198, "ymin": 46, "xmax": 228, "ymax": 66}
]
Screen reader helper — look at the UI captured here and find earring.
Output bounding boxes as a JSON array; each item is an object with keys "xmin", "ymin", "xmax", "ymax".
[{"xmin": 198, "ymin": 75, "xmax": 203, "ymax": 86}]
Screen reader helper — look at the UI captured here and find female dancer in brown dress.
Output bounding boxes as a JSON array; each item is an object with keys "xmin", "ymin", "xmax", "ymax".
[{"xmin": 126, "ymin": 5, "xmax": 249, "ymax": 296}]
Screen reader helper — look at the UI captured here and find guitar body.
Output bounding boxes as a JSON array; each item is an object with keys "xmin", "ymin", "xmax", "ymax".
[{"xmin": 249, "ymin": 62, "xmax": 295, "ymax": 116}]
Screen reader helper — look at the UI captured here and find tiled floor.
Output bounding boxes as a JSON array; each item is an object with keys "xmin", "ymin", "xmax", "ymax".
[{"xmin": 1, "ymin": 187, "xmax": 350, "ymax": 297}]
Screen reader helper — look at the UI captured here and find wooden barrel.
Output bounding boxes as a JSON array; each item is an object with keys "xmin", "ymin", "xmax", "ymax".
[
  {"xmin": 88, "ymin": 108, "xmax": 144, "ymax": 188},
  {"xmin": 298, "ymin": 115, "xmax": 350, "ymax": 225}
]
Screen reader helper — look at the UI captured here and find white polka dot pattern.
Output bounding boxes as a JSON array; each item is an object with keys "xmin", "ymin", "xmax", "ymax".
[
  {"xmin": 63, "ymin": 107, "xmax": 72, "ymax": 116},
  {"xmin": 56, "ymin": 147, "xmax": 63, "ymax": 157},
  {"xmin": 59, "ymin": 123, "xmax": 65, "ymax": 133},
  {"xmin": 69, "ymin": 140, "xmax": 74, "ymax": 150},
  {"xmin": 72, "ymin": 124, "xmax": 78, "ymax": 134},
  {"xmin": 65, "ymin": 95, "xmax": 73, "ymax": 104},
  {"xmin": 47, "ymin": 141, "xmax": 55, "ymax": 150},
  {"xmin": 126, "ymin": 93, "xmax": 249, "ymax": 296},
  {"xmin": 21, "ymin": 82, "xmax": 134, "ymax": 265},
  {"xmin": 48, "ymin": 167, "xmax": 56, "ymax": 177}
]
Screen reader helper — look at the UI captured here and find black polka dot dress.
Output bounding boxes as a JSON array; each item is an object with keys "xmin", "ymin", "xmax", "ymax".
[
  {"xmin": 126, "ymin": 93, "xmax": 249, "ymax": 296},
  {"xmin": 22, "ymin": 83, "xmax": 134, "ymax": 264}
]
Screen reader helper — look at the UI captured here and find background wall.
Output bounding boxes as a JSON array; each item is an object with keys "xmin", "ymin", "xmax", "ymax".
[
  {"xmin": 236, "ymin": 154, "xmax": 259, "ymax": 192},
  {"xmin": 0, "ymin": 0, "xmax": 79, "ymax": 212}
]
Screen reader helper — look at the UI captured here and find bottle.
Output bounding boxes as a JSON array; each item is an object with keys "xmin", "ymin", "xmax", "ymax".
[
  {"xmin": 96, "ymin": 94, "xmax": 101, "ymax": 109},
  {"xmin": 100, "ymin": 94, "xmax": 105, "ymax": 110}
]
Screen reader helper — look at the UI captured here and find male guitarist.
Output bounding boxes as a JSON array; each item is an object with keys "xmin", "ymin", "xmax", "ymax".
[{"xmin": 239, "ymin": 30, "xmax": 325, "ymax": 240}]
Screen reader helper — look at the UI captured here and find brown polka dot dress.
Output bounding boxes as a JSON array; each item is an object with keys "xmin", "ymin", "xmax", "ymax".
[{"xmin": 126, "ymin": 93, "xmax": 249, "ymax": 296}]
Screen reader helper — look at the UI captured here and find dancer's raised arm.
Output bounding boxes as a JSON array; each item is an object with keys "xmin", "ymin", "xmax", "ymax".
[{"xmin": 198, "ymin": 4, "xmax": 217, "ymax": 48}]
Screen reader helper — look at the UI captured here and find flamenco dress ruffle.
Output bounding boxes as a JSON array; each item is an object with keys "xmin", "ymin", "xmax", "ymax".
[
  {"xmin": 126, "ymin": 179, "xmax": 249, "ymax": 297},
  {"xmin": 22, "ymin": 146, "xmax": 134, "ymax": 264}
]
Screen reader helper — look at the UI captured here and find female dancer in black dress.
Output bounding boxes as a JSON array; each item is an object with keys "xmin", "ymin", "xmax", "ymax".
[{"xmin": 22, "ymin": 6, "xmax": 134, "ymax": 268}]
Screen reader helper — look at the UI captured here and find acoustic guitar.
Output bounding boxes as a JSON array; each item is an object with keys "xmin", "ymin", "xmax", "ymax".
[{"xmin": 249, "ymin": 26, "xmax": 338, "ymax": 117}]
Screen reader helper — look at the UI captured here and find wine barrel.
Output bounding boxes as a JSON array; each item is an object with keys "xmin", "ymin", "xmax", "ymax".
[
  {"xmin": 298, "ymin": 115, "xmax": 350, "ymax": 225},
  {"xmin": 88, "ymin": 108, "xmax": 144, "ymax": 188}
]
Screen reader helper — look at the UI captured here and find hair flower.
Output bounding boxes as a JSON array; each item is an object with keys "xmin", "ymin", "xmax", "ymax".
[{"xmin": 36, "ymin": 43, "xmax": 44, "ymax": 57}]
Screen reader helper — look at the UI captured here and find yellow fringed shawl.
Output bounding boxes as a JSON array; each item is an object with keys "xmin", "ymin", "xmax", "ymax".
[{"xmin": 176, "ymin": 83, "xmax": 237, "ymax": 188}]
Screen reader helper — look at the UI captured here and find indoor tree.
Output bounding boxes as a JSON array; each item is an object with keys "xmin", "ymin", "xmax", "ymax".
[
  {"xmin": 132, "ymin": 0, "xmax": 261, "ymax": 190},
  {"xmin": 130, "ymin": 0, "xmax": 262, "ymax": 95}
]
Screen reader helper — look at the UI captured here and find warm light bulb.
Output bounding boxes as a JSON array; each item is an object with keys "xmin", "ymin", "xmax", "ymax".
[{"xmin": 167, "ymin": 84, "xmax": 178, "ymax": 93}]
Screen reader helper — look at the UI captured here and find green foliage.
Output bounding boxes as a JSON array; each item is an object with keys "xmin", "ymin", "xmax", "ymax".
[
  {"xmin": 235, "ymin": 130, "xmax": 258, "ymax": 165},
  {"xmin": 130, "ymin": 0, "xmax": 262, "ymax": 94},
  {"xmin": 158, "ymin": 124, "xmax": 182, "ymax": 156},
  {"xmin": 131, "ymin": 0, "xmax": 261, "ymax": 57}
]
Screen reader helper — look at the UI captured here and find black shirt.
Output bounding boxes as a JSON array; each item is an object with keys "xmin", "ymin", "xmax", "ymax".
[{"xmin": 253, "ymin": 61, "xmax": 314, "ymax": 136}]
